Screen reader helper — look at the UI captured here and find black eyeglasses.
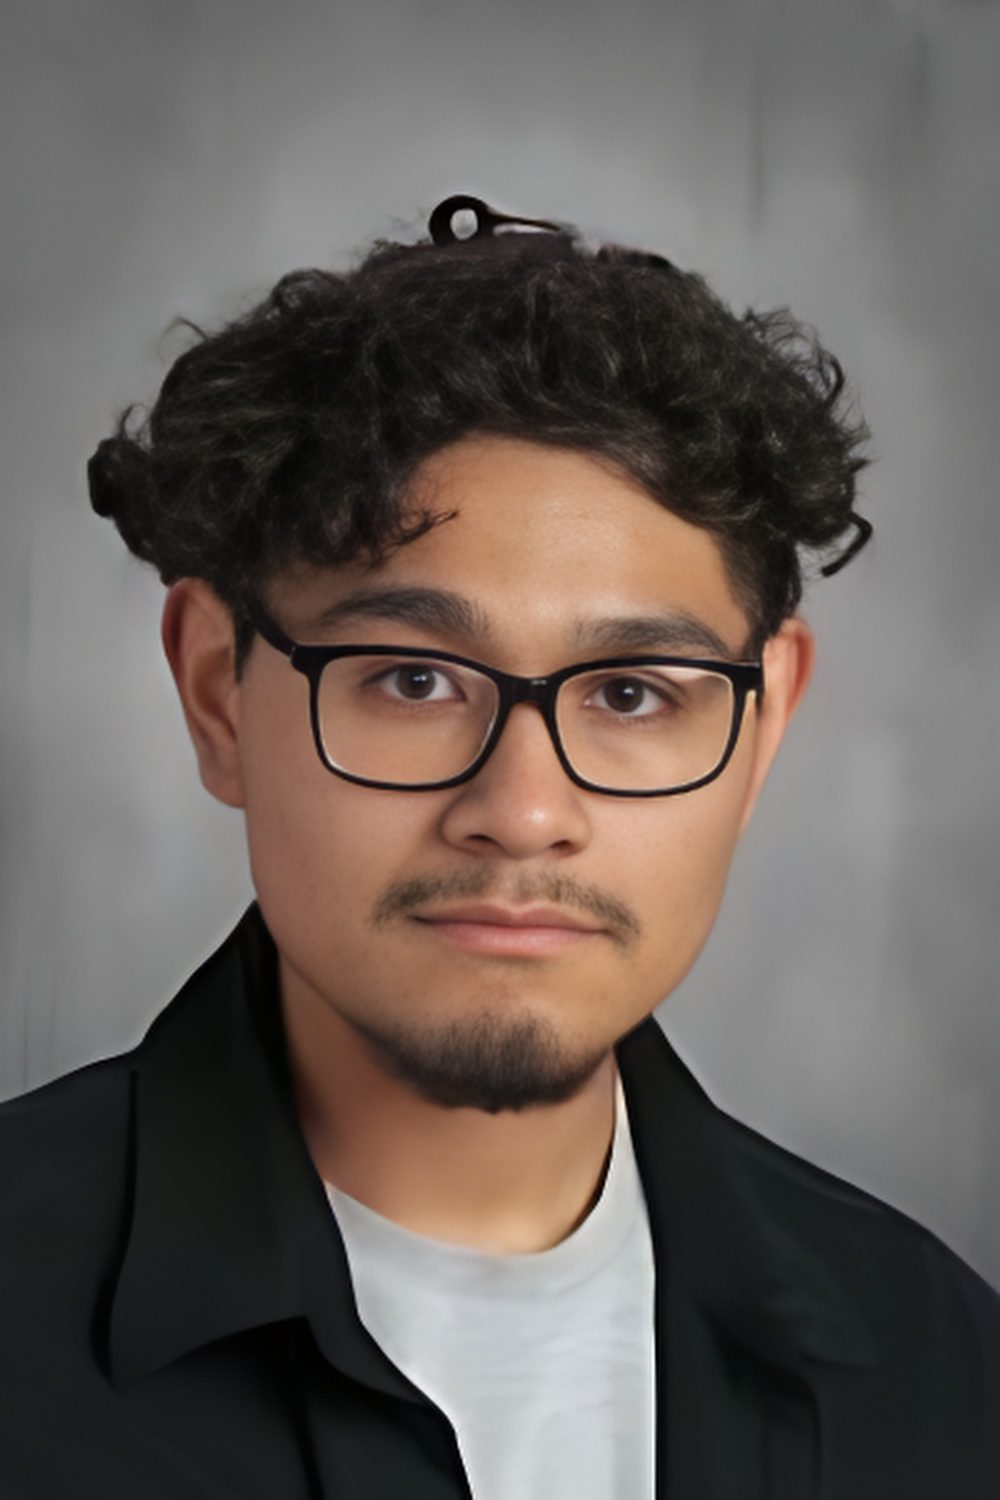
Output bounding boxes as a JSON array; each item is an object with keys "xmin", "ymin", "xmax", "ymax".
[{"xmin": 246, "ymin": 602, "xmax": 764, "ymax": 798}]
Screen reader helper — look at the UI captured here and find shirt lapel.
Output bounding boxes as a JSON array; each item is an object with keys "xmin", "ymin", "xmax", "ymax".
[
  {"xmin": 107, "ymin": 905, "xmax": 422, "ymax": 1406},
  {"xmin": 616, "ymin": 1016, "xmax": 878, "ymax": 1499}
]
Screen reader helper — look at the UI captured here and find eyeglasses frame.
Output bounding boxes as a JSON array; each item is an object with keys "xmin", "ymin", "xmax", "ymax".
[{"xmin": 246, "ymin": 602, "xmax": 765, "ymax": 798}]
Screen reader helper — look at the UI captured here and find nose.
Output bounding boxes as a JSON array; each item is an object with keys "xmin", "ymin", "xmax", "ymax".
[{"xmin": 437, "ymin": 699, "xmax": 593, "ymax": 859}]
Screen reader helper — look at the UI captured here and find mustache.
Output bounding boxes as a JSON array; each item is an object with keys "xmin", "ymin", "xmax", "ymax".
[{"xmin": 372, "ymin": 870, "xmax": 641, "ymax": 950}]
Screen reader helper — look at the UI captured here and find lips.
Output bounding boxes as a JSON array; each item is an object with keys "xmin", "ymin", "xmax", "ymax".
[
  {"xmin": 413, "ymin": 903, "xmax": 603, "ymax": 932},
  {"xmin": 412, "ymin": 904, "xmax": 603, "ymax": 957}
]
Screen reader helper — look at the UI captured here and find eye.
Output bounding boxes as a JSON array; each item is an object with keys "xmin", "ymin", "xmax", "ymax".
[
  {"xmin": 586, "ymin": 675, "xmax": 676, "ymax": 717},
  {"xmin": 369, "ymin": 663, "xmax": 464, "ymax": 702}
]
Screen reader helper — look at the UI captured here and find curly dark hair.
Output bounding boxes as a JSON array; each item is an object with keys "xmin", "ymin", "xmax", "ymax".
[{"xmin": 87, "ymin": 197, "xmax": 872, "ymax": 678}]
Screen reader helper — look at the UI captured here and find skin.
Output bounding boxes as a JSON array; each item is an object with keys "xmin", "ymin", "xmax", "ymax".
[{"xmin": 162, "ymin": 434, "xmax": 813, "ymax": 1255}]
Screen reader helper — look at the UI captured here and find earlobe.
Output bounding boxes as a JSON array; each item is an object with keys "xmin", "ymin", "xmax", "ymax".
[
  {"xmin": 161, "ymin": 579, "xmax": 247, "ymax": 809},
  {"xmin": 737, "ymin": 615, "xmax": 815, "ymax": 837}
]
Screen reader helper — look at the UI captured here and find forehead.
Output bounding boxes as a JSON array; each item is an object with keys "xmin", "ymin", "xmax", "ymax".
[{"xmin": 274, "ymin": 435, "xmax": 752, "ymax": 659}]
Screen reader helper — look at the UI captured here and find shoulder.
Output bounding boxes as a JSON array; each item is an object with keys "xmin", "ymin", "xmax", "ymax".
[
  {"xmin": 722, "ymin": 1101, "xmax": 1000, "ymax": 1381},
  {"xmin": 0, "ymin": 1053, "xmax": 135, "ymax": 1293},
  {"xmin": 0, "ymin": 1049, "xmax": 134, "ymax": 1164}
]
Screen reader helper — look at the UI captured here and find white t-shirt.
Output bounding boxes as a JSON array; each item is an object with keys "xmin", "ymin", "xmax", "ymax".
[{"xmin": 325, "ymin": 1069, "xmax": 657, "ymax": 1499}]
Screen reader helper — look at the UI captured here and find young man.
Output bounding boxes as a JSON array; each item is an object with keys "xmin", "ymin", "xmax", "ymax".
[{"xmin": 3, "ymin": 196, "xmax": 997, "ymax": 1498}]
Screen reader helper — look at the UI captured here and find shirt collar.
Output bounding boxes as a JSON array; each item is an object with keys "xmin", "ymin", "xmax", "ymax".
[{"xmin": 108, "ymin": 903, "xmax": 876, "ymax": 1393}]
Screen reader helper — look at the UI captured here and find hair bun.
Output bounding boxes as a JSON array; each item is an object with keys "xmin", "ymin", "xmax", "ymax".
[
  {"xmin": 87, "ymin": 430, "xmax": 161, "ymax": 570},
  {"xmin": 87, "ymin": 437, "xmax": 125, "ymax": 519}
]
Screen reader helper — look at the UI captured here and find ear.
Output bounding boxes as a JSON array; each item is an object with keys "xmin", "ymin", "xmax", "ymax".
[
  {"xmin": 161, "ymin": 578, "xmax": 246, "ymax": 809},
  {"xmin": 737, "ymin": 615, "xmax": 815, "ymax": 837}
]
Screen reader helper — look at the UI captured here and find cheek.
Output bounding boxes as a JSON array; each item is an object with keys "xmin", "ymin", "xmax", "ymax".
[
  {"xmin": 239, "ymin": 705, "xmax": 430, "ymax": 969},
  {"xmin": 236, "ymin": 675, "xmax": 390, "ymax": 930},
  {"xmin": 622, "ymin": 782, "xmax": 748, "ymax": 976},
  {"xmin": 246, "ymin": 776, "xmax": 402, "ymax": 925}
]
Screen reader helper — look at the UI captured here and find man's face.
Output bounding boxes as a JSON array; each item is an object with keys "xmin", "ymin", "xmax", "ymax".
[{"xmin": 169, "ymin": 434, "xmax": 810, "ymax": 1115}]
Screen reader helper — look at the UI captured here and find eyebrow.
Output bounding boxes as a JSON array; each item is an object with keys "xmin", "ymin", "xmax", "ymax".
[{"xmin": 306, "ymin": 584, "xmax": 738, "ymax": 659}]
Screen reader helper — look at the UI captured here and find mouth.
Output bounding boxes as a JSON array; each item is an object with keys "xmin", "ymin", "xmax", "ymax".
[{"xmin": 412, "ymin": 904, "xmax": 605, "ymax": 957}]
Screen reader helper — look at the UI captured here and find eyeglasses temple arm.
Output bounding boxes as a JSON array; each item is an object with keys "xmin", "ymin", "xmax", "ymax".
[{"xmin": 243, "ymin": 600, "xmax": 297, "ymax": 658}]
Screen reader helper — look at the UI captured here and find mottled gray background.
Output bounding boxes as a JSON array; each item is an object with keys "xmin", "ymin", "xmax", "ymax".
[{"xmin": 2, "ymin": 0, "xmax": 998, "ymax": 1288}]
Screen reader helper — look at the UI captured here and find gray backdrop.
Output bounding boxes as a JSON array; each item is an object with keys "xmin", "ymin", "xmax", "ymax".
[{"xmin": 2, "ymin": 0, "xmax": 998, "ymax": 1289}]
